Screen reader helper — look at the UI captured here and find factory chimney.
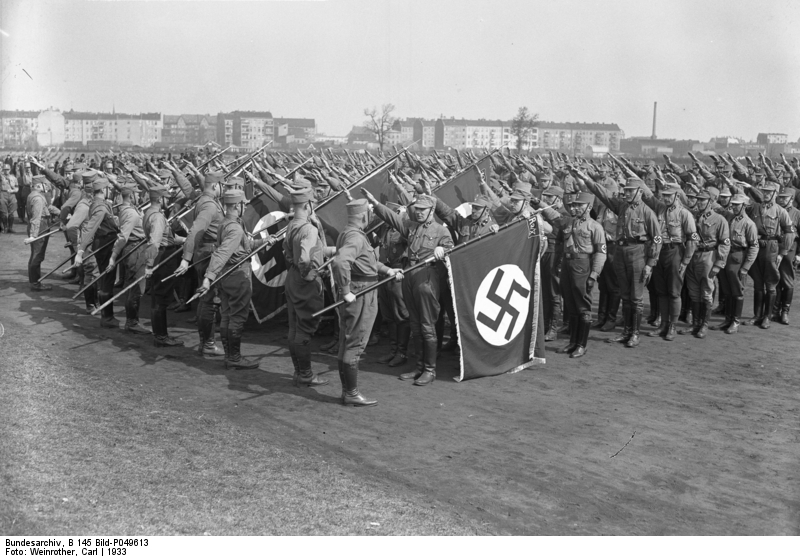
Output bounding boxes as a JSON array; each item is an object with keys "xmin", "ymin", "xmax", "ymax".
[{"xmin": 651, "ymin": 101, "xmax": 657, "ymax": 140}]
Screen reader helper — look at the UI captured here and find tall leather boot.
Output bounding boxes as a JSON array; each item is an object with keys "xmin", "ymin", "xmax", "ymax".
[
  {"xmin": 544, "ymin": 317, "xmax": 558, "ymax": 341},
  {"xmin": 153, "ymin": 304, "xmax": 183, "ymax": 347},
  {"xmin": 377, "ymin": 322, "xmax": 398, "ymax": 364},
  {"xmin": 695, "ymin": 302, "xmax": 710, "ymax": 338},
  {"xmin": 225, "ymin": 328, "xmax": 260, "ymax": 370},
  {"xmin": 413, "ymin": 338, "xmax": 438, "ymax": 386},
  {"xmin": 726, "ymin": 298, "xmax": 743, "ymax": 335},
  {"xmin": 713, "ymin": 292, "xmax": 726, "ymax": 315},
  {"xmin": 679, "ymin": 301, "xmax": 700, "ymax": 335},
  {"xmin": 342, "ymin": 362, "xmax": 377, "ymax": 406},
  {"xmin": 98, "ymin": 290, "xmax": 120, "ymax": 328},
  {"xmin": 601, "ymin": 294, "xmax": 620, "ymax": 331},
  {"xmin": 293, "ymin": 343, "xmax": 328, "ymax": 386},
  {"xmin": 625, "ymin": 308, "xmax": 641, "ymax": 348},
  {"xmin": 747, "ymin": 291, "xmax": 764, "ymax": 326},
  {"xmin": 570, "ymin": 315, "xmax": 591, "ymax": 359},
  {"xmin": 710, "ymin": 298, "xmax": 733, "ymax": 331},
  {"xmin": 646, "ymin": 289, "xmax": 659, "ymax": 325},
  {"xmin": 388, "ymin": 322, "xmax": 410, "ymax": 367},
  {"xmin": 609, "ymin": 302, "xmax": 631, "ymax": 343},
  {"xmin": 779, "ymin": 303, "xmax": 791, "ymax": 325},
  {"xmin": 84, "ymin": 284, "xmax": 98, "ymax": 314},
  {"xmin": 557, "ymin": 318, "xmax": 578, "ymax": 354},
  {"xmin": 760, "ymin": 291, "xmax": 775, "ymax": 329},
  {"xmin": 220, "ymin": 327, "xmax": 230, "ymax": 360},
  {"xmin": 124, "ymin": 297, "xmax": 150, "ymax": 334},
  {"xmin": 6, "ymin": 214, "xmax": 13, "ymax": 233},
  {"xmin": 592, "ymin": 291, "xmax": 607, "ymax": 328},
  {"xmin": 648, "ymin": 296, "xmax": 669, "ymax": 337},
  {"xmin": 196, "ymin": 315, "xmax": 213, "ymax": 356}
]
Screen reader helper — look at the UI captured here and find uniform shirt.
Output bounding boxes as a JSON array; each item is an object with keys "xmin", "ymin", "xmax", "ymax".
[
  {"xmin": 585, "ymin": 178, "xmax": 663, "ymax": 267},
  {"xmin": 26, "ymin": 189, "xmax": 50, "ymax": 238},
  {"xmin": 283, "ymin": 213, "xmax": 325, "ymax": 277},
  {"xmin": 537, "ymin": 204, "xmax": 569, "ymax": 252},
  {"xmin": 724, "ymin": 211, "xmax": 759, "ymax": 273},
  {"xmin": 373, "ymin": 202, "xmax": 454, "ymax": 263},
  {"xmin": 111, "ymin": 204, "xmax": 145, "ymax": 259},
  {"xmin": 143, "ymin": 206, "xmax": 180, "ymax": 267},
  {"xmin": 183, "ymin": 193, "xmax": 224, "ymax": 260},
  {"xmin": 557, "ymin": 214, "xmax": 607, "ymax": 279},
  {"xmin": 640, "ymin": 190, "xmax": 698, "ymax": 265},
  {"xmin": 205, "ymin": 217, "xmax": 269, "ymax": 281},
  {"xmin": 252, "ymin": 177, "xmax": 292, "ymax": 213},
  {"xmin": 65, "ymin": 197, "xmax": 92, "ymax": 239},
  {"xmin": 78, "ymin": 198, "xmax": 118, "ymax": 252},
  {"xmin": 58, "ymin": 185, "xmax": 85, "ymax": 225},
  {"xmin": 746, "ymin": 200, "xmax": 797, "ymax": 256},
  {"xmin": 784, "ymin": 205, "xmax": 800, "ymax": 259},
  {"xmin": 0, "ymin": 173, "xmax": 18, "ymax": 193},
  {"xmin": 483, "ymin": 186, "xmax": 528, "ymax": 226},
  {"xmin": 378, "ymin": 222, "xmax": 407, "ymax": 267},
  {"xmin": 695, "ymin": 210, "xmax": 731, "ymax": 269},
  {"xmin": 332, "ymin": 225, "xmax": 390, "ymax": 295},
  {"xmin": 596, "ymin": 204, "xmax": 619, "ymax": 242},
  {"xmin": 434, "ymin": 198, "xmax": 497, "ymax": 245}
]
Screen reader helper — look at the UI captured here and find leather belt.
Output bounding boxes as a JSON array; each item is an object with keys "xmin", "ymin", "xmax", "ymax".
[
  {"xmin": 351, "ymin": 273, "xmax": 378, "ymax": 282},
  {"xmin": 565, "ymin": 253, "xmax": 590, "ymax": 260},
  {"xmin": 661, "ymin": 242, "xmax": 682, "ymax": 248},
  {"xmin": 617, "ymin": 238, "xmax": 645, "ymax": 246},
  {"xmin": 759, "ymin": 235, "xmax": 779, "ymax": 241},
  {"xmin": 729, "ymin": 246, "xmax": 746, "ymax": 252},
  {"xmin": 695, "ymin": 245, "xmax": 717, "ymax": 252}
]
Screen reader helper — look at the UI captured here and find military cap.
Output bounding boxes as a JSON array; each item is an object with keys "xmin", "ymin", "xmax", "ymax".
[
  {"xmin": 346, "ymin": 198, "xmax": 370, "ymax": 216},
  {"xmin": 32, "ymin": 175, "xmax": 48, "ymax": 186},
  {"xmin": 148, "ymin": 184, "xmax": 169, "ymax": 197},
  {"xmin": 509, "ymin": 181, "xmax": 532, "ymax": 201},
  {"xmin": 661, "ymin": 182, "xmax": 681, "ymax": 194},
  {"xmin": 707, "ymin": 186, "xmax": 720, "ymax": 199},
  {"xmin": 623, "ymin": 178, "xmax": 645, "ymax": 189},
  {"xmin": 290, "ymin": 187, "xmax": 315, "ymax": 204},
  {"xmin": 470, "ymin": 194, "xmax": 493, "ymax": 209},
  {"xmin": 410, "ymin": 194, "xmax": 436, "ymax": 209},
  {"xmin": 204, "ymin": 171, "xmax": 224, "ymax": 186},
  {"xmin": 716, "ymin": 162, "xmax": 733, "ymax": 172},
  {"xmin": 753, "ymin": 169, "xmax": 766, "ymax": 178},
  {"xmin": 157, "ymin": 169, "xmax": 172, "ymax": 180},
  {"xmin": 694, "ymin": 190, "xmax": 711, "ymax": 200},
  {"xmin": 730, "ymin": 194, "xmax": 749, "ymax": 204},
  {"xmin": 718, "ymin": 186, "xmax": 732, "ymax": 197},
  {"xmin": 81, "ymin": 169, "xmax": 99, "ymax": 184},
  {"xmin": 293, "ymin": 176, "xmax": 312, "ymax": 189},
  {"xmin": 761, "ymin": 182, "xmax": 780, "ymax": 192},
  {"xmin": 225, "ymin": 176, "xmax": 245, "ymax": 189},
  {"xmin": 541, "ymin": 186, "xmax": 564, "ymax": 200},
  {"xmin": 571, "ymin": 192, "xmax": 595, "ymax": 205},
  {"xmin": 119, "ymin": 184, "xmax": 137, "ymax": 196},
  {"xmin": 92, "ymin": 178, "xmax": 110, "ymax": 192},
  {"xmin": 222, "ymin": 189, "xmax": 246, "ymax": 204},
  {"xmin": 778, "ymin": 187, "xmax": 796, "ymax": 198},
  {"xmin": 63, "ymin": 163, "xmax": 74, "ymax": 172}
]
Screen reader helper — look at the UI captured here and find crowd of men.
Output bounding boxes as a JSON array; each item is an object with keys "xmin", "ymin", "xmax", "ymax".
[{"xmin": 3, "ymin": 144, "xmax": 798, "ymax": 406}]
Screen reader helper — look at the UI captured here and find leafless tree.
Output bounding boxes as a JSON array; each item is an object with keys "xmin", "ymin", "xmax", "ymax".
[
  {"xmin": 511, "ymin": 106, "xmax": 539, "ymax": 153},
  {"xmin": 363, "ymin": 104, "xmax": 396, "ymax": 152}
]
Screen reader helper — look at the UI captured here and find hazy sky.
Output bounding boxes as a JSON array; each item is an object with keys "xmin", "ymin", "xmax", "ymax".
[{"xmin": 2, "ymin": 0, "xmax": 799, "ymax": 141}]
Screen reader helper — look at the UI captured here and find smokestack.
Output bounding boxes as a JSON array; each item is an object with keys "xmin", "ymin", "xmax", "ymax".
[{"xmin": 651, "ymin": 101, "xmax": 657, "ymax": 140}]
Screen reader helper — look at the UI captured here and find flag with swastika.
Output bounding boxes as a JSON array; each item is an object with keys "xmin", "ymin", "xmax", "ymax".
[{"xmin": 445, "ymin": 217, "xmax": 545, "ymax": 380}]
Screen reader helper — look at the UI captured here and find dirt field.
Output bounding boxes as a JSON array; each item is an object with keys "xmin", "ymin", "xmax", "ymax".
[{"xmin": 1, "ymin": 232, "xmax": 799, "ymax": 535}]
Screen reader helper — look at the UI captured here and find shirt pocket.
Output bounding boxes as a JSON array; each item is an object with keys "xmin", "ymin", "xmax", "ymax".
[
  {"xmin": 667, "ymin": 219, "xmax": 682, "ymax": 239},
  {"xmin": 420, "ymin": 234, "xmax": 437, "ymax": 249},
  {"xmin": 761, "ymin": 214, "xmax": 777, "ymax": 235},
  {"xmin": 631, "ymin": 217, "xmax": 646, "ymax": 236}
]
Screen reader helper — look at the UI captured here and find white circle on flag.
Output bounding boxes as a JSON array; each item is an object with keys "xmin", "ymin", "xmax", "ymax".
[
  {"xmin": 473, "ymin": 264, "xmax": 531, "ymax": 346},
  {"xmin": 251, "ymin": 211, "xmax": 287, "ymax": 287}
]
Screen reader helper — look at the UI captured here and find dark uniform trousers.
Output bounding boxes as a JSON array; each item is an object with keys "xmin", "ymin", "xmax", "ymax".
[
  {"xmin": 686, "ymin": 250, "xmax": 716, "ymax": 304},
  {"xmin": 652, "ymin": 243, "xmax": 685, "ymax": 320},
  {"xmin": 776, "ymin": 253, "xmax": 795, "ymax": 306},
  {"xmin": 218, "ymin": 266, "xmax": 252, "ymax": 332},
  {"xmin": 614, "ymin": 243, "xmax": 646, "ymax": 311},
  {"xmin": 338, "ymin": 279, "xmax": 379, "ymax": 367},
  {"xmin": 195, "ymin": 242, "xmax": 220, "ymax": 323},
  {"xmin": 81, "ymin": 248, "xmax": 99, "ymax": 308},
  {"xmin": 93, "ymin": 232, "xmax": 117, "ymax": 319},
  {"xmin": 749, "ymin": 239, "xmax": 780, "ymax": 294},
  {"xmin": 436, "ymin": 269, "xmax": 455, "ymax": 347},
  {"xmin": 150, "ymin": 246, "xmax": 181, "ymax": 338},
  {"xmin": 597, "ymin": 244, "xmax": 620, "ymax": 319},
  {"xmin": 540, "ymin": 249, "xmax": 562, "ymax": 330},
  {"xmin": 121, "ymin": 241, "xmax": 147, "ymax": 324},
  {"xmin": 378, "ymin": 273, "xmax": 409, "ymax": 352},
  {"xmin": 285, "ymin": 266, "xmax": 324, "ymax": 348},
  {"xmin": 720, "ymin": 248, "xmax": 746, "ymax": 299},
  {"xmin": 402, "ymin": 264, "xmax": 441, "ymax": 372},
  {"xmin": 560, "ymin": 256, "xmax": 592, "ymax": 320},
  {"xmin": 28, "ymin": 236, "xmax": 50, "ymax": 284}
]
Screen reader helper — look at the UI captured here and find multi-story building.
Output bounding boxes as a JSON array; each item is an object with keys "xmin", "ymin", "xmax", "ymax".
[
  {"xmin": 537, "ymin": 122, "xmax": 623, "ymax": 153},
  {"xmin": 217, "ymin": 111, "xmax": 274, "ymax": 149},
  {"xmin": 36, "ymin": 109, "xmax": 66, "ymax": 147},
  {"xmin": 162, "ymin": 114, "xmax": 217, "ymax": 146},
  {"xmin": 61, "ymin": 111, "xmax": 163, "ymax": 147},
  {"xmin": 0, "ymin": 110, "xmax": 39, "ymax": 148},
  {"xmin": 756, "ymin": 133, "xmax": 788, "ymax": 145},
  {"xmin": 273, "ymin": 117, "xmax": 316, "ymax": 144}
]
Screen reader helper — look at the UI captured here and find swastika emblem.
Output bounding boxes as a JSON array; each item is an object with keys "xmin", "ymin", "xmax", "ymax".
[
  {"xmin": 474, "ymin": 264, "xmax": 531, "ymax": 346},
  {"xmin": 250, "ymin": 211, "xmax": 288, "ymax": 288}
]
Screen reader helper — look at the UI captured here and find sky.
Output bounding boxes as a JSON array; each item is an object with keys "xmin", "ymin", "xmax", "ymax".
[{"xmin": 1, "ymin": 0, "xmax": 799, "ymax": 141}]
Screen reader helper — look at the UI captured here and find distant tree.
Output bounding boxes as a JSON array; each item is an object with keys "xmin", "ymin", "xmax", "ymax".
[
  {"xmin": 511, "ymin": 107, "xmax": 539, "ymax": 153},
  {"xmin": 363, "ymin": 104, "xmax": 396, "ymax": 152}
]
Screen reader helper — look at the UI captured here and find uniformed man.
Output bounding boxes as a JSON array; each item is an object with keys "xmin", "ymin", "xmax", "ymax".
[
  {"xmin": 744, "ymin": 182, "xmax": 796, "ymax": 328},
  {"xmin": 0, "ymin": 162, "xmax": 19, "ymax": 233},
  {"xmin": 711, "ymin": 194, "xmax": 758, "ymax": 334},
  {"xmin": 332, "ymin": 198, "xmax": 403, "ymax": 406},
  {"xmin": 66, "ymin": 171, "xmax": 102, "ymax": 313},
  {"xmin": 173, "ymin": 170, "xmax": 226, "ymax": 357},
  {"xmin": 283, "ymin": 185, "xmax": 334, "ymax": 387},
  {"xmin": 24, "ymin": 175, "xmax": 60, "ymax": 290},
  {"xmin": 532, "ymin": 185, "xmax": 567, "ymax": 341},
  {"xmin": 678, "ymin": 190, "xmax": 730, "ymax": 338},
  {"xmin": 107, "ymin": 182, "xmax": 149, "ymax": 334},
  {"xmin": 51, "ymin": 163, "xmax": 84, "ymax": 282},
  {"xmin": 16, "ymin": 159, "xmax": 33, "ymax": 223},
  {"xmin": 364, "ymin": 190, "xmax": 453, "ymax": 386},
  {"xmin": 554, "ymin": 192, "xmax": 607, "ymax": 358},
  {"xmin": 580, "ymin": 172, "xmax": 662, "ymax": 348},
  {"xmin": 143, "ymin": 184, "xmax": 186, "ymax": 347},
  {"xmin": 75, "ymin": 176, "xmax": 119, "ymax": 328},
  {"xmin": 376, "ymin": 202, "xmax": 411, "ymax": 367},
  {"xmin": 199, "ymin": 189, "xmax": 276, "ymax": 369},
  {"xmin": 774, "ymin": 187, "xmax": 800, "ymax": 324},
  {"xmin": 592, "ymin": 179, "xmax": 622, "ymax": 332},
  {"xmin": 641, "ymin": 181, "xmax": 697, "ymax": 341}
]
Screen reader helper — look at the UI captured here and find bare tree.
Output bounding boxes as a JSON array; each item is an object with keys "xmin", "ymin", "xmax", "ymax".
[
  {"xmin": 363, "ymin": 104, "xmax": 396, "ymax": 152},
  {"xmin": 511, "ymin": 106, "xmax": 539, "ymax": 153}
]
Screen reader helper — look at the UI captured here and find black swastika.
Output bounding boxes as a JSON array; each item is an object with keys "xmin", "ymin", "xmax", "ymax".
[{"xmin": 476, "ymin": 269, "xmax": 530, "ymax": 340}]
